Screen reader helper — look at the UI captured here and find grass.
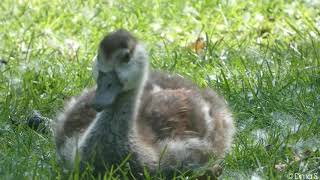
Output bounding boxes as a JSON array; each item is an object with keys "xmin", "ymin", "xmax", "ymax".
[{"xmin": 0, "ymin": 0, "xmax": 319, "ymax": 179}]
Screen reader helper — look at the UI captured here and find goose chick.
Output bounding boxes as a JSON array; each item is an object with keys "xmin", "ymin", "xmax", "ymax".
[{"xmin": 54, "ymin": 29, "xmax": 235, "ymax": 178}]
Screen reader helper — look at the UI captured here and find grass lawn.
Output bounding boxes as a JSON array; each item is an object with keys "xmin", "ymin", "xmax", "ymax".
[{"xmin": 0, "ymin": 0, "xmax": 319, "ymax": 179}]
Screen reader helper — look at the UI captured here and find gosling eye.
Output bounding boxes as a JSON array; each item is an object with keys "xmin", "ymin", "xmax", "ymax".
[{"xmin": 121, "ymin": 50, "xmax": 131, "ymax": 63}]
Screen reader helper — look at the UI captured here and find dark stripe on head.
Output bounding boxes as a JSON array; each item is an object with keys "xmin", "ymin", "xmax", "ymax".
[{"xmin": 99, "ymin": 29, "xmax": 137, "ymax": 60}]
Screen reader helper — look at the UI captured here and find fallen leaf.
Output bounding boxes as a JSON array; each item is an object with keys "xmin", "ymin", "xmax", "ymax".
[
  {"xmin": 275, "ymin": 163, "xmax": 287, "ymax": 172},
  {"xmin": 293, "ymin": 154, "xmax": 301, "ymax": 162},
  {"xmin": 189, "ymin": 37, "xmax": 206, "ymax": 54}
]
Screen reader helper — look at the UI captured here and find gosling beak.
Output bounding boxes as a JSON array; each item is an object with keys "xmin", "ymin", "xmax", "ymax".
[{"xmin": 92, "ymin": 71, "xmax": 123, "ymax": 111}]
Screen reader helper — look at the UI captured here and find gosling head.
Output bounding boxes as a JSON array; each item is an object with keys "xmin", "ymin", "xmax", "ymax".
[{"xmin": 92, "ymin": 29, "xmax": 149, "ymax": 111}]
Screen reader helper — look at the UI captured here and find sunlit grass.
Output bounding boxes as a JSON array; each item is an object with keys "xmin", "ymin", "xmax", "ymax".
[{"xmin": 0, "ymin": 0, "xmax": 319, "ymax": 179}]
